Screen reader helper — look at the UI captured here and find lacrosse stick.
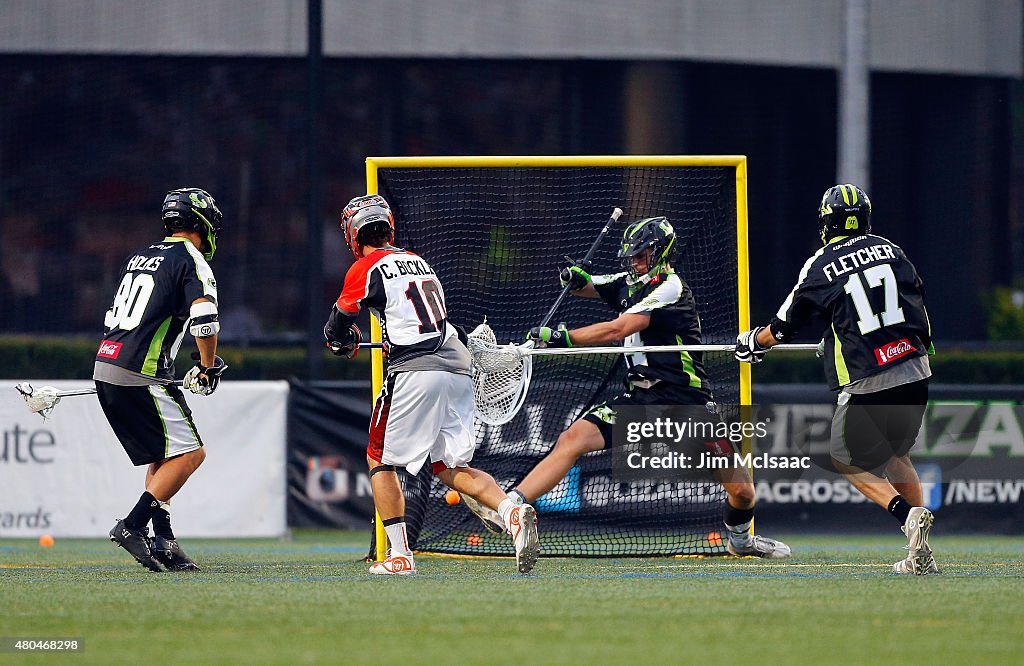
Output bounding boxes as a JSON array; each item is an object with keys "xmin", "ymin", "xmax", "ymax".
[
  {"xmin": 463, "ymin": 336, "xmax": 818, "ymax": 424},
  {"xmin": 14, "ymin": 381, "xmax": 183, "ymax": 420},
  {"xmin": 538, "ymin": 206, "xmax": 623, "ymax": 329}
]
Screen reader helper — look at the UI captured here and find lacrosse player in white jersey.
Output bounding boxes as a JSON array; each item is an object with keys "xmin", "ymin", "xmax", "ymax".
[{"xmin": 324, "ymin": 194, "xmax": 540, "ymax": 575}]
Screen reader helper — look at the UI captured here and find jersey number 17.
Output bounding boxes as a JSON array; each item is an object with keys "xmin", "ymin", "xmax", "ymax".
[{"xmin": 843, "ymin": 264, "xmax": 906, "ymax": 335}]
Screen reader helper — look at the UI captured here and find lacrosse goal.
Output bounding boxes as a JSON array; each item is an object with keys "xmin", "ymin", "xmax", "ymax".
[{"xmin": 366, "ymin": 155, "xmax": 751, "ymax": 558}]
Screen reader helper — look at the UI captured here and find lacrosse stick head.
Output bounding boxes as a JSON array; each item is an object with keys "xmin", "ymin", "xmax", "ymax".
[
  {"xmin": 466, "ymin": 322, "xmax": 533, "ymax": 426},
  {"xmin": 15, "ymin": 383, "xmax": 62, "ymax": 419}
]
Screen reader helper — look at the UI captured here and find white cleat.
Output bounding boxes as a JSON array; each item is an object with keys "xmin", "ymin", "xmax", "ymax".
[
  {"xmin": 368, "ymin": 551, "xmax": 417, "ymax": 575},
  {"xmin": 461, "ymin": 493, "xmax": 505, "ymax": 534},
  {"xmin": 727, "ymin": 534, "xmax": 792, "ymax": 558},
  {"xmin": 508, "ymin": 504, "xmax": 539, "ymax": 574},
  {"xmin": 894, "ymin": 507, "xmax": 937, "ymax": 575},
  {"xmin": 893, "ymin": 550, "xmax": 939, "ymax": 575}
]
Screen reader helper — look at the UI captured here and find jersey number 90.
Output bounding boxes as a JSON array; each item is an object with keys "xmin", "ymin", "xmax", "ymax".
[{"xmin": 104, "ymin": 273, "xmax": 155, "ymax": 331}]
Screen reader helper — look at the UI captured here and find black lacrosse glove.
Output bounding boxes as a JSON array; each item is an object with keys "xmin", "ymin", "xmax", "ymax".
[
  {"xmin": 185, "ymin": 352, "xmax": 229, "ymax": 396},
  {"xmin": 326, "ymin": 323, "xmax": 362, "ymax": 359},
  {"xmin": 734, "ymin": 327, "xmax": 769, "ymax": 364},
  {"xmin": 559, "ymin": 256, "xmax": 592, "ymax": 291}
]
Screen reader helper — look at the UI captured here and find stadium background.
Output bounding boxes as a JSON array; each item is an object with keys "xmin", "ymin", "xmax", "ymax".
[{"xmin": 1, "ymin": 0, "xmax": 1023, "ymax": 538}]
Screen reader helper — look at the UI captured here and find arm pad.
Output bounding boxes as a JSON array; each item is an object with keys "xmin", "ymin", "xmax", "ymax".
[{"xmin": 189, "ymin": 300, "xmax": 220, "ymax": 338}]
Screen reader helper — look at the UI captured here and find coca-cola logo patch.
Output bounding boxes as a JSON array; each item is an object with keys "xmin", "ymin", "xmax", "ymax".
[
  {"xmin": 874, "ymin": 338, "xmax": 915, "ymax": 365},
  {"xmin": 97, "ymin": 341, "xmax": 122, "ymax": 359}
]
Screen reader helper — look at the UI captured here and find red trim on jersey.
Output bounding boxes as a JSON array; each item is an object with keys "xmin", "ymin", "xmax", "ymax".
[
  {"xmin": 431, "ymin": 461, "xmax": 450, "ymax": 475},
  {"xmin": 336, "ymin": 249, "xmax": 396, "ymax": 314},
  {"xmin": 367, "ymin": 375, "xmax": 395, "ymax": 462}
]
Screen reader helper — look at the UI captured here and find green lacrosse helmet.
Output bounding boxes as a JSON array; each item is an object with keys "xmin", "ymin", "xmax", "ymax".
[
  {"xmin": 818, "ymin": 183, "xmax": 871, "ymax": 244},
  {"xmin": 618, "ymin": 216, "xmax": 676, "ymax": 285},
  {"xmin": 162, "ymin": 187, "xmax": 223, "ymax": 261}
]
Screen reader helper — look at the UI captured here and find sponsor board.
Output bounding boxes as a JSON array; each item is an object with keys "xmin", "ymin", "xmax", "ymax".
[{"xmin": 0, "ymin": 381, "xmax": 287, "ymax": 537}]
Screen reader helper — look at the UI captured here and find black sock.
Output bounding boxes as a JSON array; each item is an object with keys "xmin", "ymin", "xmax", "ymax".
[
  {"xmin": 887, "ymin": 495, "xmax": 912, "ymax": 526},
  {"xmin": 125, "ymin": 492, "xmax": 158, "ymax": 531},
  {"xmin": 151, "ymin": 506, "xmax": 174, "ymax": 540},
  {"xmin": 723, "ymin": 504, "xmax": 755, "ymax": 530}
]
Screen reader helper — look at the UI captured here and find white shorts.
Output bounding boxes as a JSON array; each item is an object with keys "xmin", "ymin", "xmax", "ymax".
[{"xmin": 367, "ymin": 370, "xmax": 476, "ymax": 476}]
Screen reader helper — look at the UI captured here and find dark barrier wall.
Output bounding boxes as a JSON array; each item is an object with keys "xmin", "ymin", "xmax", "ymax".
[
  {"xmin": 0, "ymin": 57, "xmax": 1016, "ymax": 348},
  {"xmin": 289, "ymin": 382, "xmax": 1024, "ymax": 534}
]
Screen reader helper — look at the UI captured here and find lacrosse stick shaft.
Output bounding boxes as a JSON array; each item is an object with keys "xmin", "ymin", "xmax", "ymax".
[
  {"xmin": 526, "ymin": 343, "xmax": 820, "ymax": 356},
  {"xmin": 51, "ymin": 380, "xmax": 186, "ymax": 397},
  {"xmin": 538, "ymin": 207, "xmax": 624, "ymax": 329}
]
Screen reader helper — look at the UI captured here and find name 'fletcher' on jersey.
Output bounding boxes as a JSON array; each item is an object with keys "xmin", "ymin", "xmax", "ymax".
[{"xmin": 821, "ymin": 238, "xmax": 897, "ymax": 282}]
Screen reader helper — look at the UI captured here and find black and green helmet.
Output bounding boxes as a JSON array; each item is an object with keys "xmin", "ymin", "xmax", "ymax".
[
  {"xmin": 162, "ymin": 187, "xmax": 223, "ymax": 260},
  {"xmin": 818, "ymin": 183, "xmax": 871, "ymax": 244},
  {"xmin": 618, "ymin": 216, "xmax": 676, "ymax": 285}
]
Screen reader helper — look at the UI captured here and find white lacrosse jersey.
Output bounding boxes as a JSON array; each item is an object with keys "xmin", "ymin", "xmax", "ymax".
[{"xmin": 336, "ymin": 248, "xmax": 456, "ymax": 366}]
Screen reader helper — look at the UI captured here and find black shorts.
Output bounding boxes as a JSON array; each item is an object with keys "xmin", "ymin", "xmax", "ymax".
[
  {"xmin": 831, "ymin": 378, "xmax": 929, "ymax": 470},
  {"xmin": 581, "ymin": 382, "xmax": 731, "ymax": 456},
  {"xmin": 95, "ymin": 381, "xmax": 204, "ymax": 466}
]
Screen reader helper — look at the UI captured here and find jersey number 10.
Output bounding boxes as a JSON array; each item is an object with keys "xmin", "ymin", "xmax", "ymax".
[
  {"xmin": 844, "ymin": 264, "xmax": 906, "ymax": 334},
  {"xmin": 405, "ymin": 279, "xmax": 447, "ymax": 334}
]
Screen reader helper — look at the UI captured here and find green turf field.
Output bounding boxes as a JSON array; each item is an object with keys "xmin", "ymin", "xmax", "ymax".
[{"xmin": 2, "ymin": 531, "xmax": 1022, "ymax": 665}]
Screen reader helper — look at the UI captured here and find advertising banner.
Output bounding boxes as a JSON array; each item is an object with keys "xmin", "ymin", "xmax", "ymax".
[
  {"xmin": 0, "ymin": 380, "xmax": 287, "ymax": 537},
  {"xmin": 288, "ymin": 381, "xmax": 1024, "ymax": 534}
]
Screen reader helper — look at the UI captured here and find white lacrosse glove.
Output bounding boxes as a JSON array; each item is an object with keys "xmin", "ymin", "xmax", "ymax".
[
  {"xmin": 815, "ymin": 337, "xmax": 826, "ymax": 358},
  {"xmin": 184, "ymin": 354, "xmax": 228, "ymax": 396},
  {"xmin": 735, "ymin": 327, "xmax": 769, "ymax": 364}
]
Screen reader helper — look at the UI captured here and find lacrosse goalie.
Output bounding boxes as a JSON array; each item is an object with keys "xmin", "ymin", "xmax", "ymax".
[
  {"xmin": 324, "ymin": 194, "xmax": 540, "ymax": 575},
  {"xmin": 467, "ymin": 216, "xmax": 791, "ymax": 558},
  {"xmin": 92, "ymin": 188, "xmax": 227, "ymax": 572}
]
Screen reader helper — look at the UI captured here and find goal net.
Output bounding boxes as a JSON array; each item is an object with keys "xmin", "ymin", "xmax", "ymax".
[{"xmin": 367, "ymin": 156, "xmax": 750, "ymax": 557}]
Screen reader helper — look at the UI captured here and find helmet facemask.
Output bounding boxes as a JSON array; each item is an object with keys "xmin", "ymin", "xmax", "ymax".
[{"xmin": 618, "ymin": 217, "xmax": 677, "ymax": 286}]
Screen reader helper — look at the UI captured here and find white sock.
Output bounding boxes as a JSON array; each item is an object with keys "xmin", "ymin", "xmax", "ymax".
[
  {"xmin": 383, "ymin": 521, "xmax": 412, "ymax": 557},
  {"xmin": 497, "ymin": 499, "xmax": 517, "ymax": 529},
  {"xmin": 507, "ymin": 490, "xmax": 526, "ymax": 505},
  {"xmin": 726, "ymin": 520, "xmax": 753, "ymax": 546}
]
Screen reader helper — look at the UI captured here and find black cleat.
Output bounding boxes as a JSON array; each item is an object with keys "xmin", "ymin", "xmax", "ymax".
[
  {"xmin": 109, "ymin": 519, "xmax": 164, "ymax": 572},
  {"xmin": 151, "ymin": 536, "xmax": 200, "ymax": 571}
]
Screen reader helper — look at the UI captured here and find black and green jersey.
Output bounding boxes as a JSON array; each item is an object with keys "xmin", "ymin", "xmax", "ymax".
[
  {"xmin": 592, "ymin": 270, "xmax": 711, "ymax": 396},
  {"xmin": 770, "ymin": 233, "xmax": 932, "ymax": 391},
  {"xmin": 95, "ymin": 237, "xmax": 217, "ymax": 380}
]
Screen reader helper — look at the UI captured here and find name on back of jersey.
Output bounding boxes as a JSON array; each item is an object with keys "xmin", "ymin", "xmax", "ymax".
[
  {"xmin": 822, "ymin": 241, "xmax": 896, "ymax": 282},
  {"xmin": 378, "ymin": 258, "xmax": 435, "ymax": 280},
  {"xmin": 125, "ymin": 255, "xmax": 165, "ymax": 272}
]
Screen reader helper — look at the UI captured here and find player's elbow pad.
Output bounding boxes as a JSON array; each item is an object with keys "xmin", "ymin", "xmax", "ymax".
[{"xmin": 189, "ymin": 301, "xmax": 220, "ymax": 338}]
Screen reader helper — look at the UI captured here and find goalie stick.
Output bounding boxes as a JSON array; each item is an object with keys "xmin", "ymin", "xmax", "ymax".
[{"xmin": 538, "ymin": 206, "xmax": 624, "ymax": 329}]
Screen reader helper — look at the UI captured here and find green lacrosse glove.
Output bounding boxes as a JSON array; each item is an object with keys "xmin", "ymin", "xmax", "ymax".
[
  {"xmin": 559, "ymin": 257, "xmax": 592, "ymax": 291},
  {"xmin": 527, "ymin": 324, "xmax": 572, "ymax": 349}
]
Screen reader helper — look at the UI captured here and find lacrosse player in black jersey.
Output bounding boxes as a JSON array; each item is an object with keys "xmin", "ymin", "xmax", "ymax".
[
  {"xmin": 467, "ymin": 217, "xmax": 790, "ymax": 558},
  {"xmin": 94, "ymin": 188, "xmax": 227, "ymax": 572},
  {"xmin": 737, "ymin": 184, "xmax": 937, "ymax": 575}
]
